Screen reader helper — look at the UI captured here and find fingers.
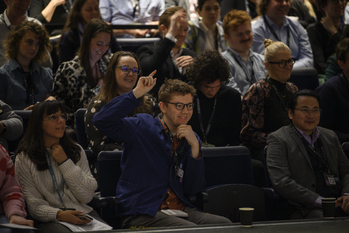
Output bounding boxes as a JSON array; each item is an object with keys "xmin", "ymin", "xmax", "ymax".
[
  {"xmin": 176, "ymin": 56, "xmax": 193, "ymax": 68},
  {"xmin": 149, "ymin": 70, "xmax": 157, "ymax": 77}
]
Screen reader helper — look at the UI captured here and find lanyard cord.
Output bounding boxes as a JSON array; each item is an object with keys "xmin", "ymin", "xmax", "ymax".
[
  {"xmin": 267, "ymin": 76, "xmax": 289, "ymax": 112},
  {"xmin": 228, "ymin": 49, "xmax": 255, "ymax": 85},
  {"xmin": 263, "ymin": 14, "xmax": 290, "ymax": 47},
  {"xmin": 196, "ymin": 96, "xmax": 217, "ymax": 143}
]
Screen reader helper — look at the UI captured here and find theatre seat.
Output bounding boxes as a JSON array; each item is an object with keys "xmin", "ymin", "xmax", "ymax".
[
  {"xmin": 117, "ymin": 38, "xmax": 160, "ymax": 54},
  {"xmin": 288, "ymin": 67, "xmax": 319, "ymax": 90},
  {"xmin": 75, "ymin": 108, "xmax": 88, "ymax": 149},
  {"xmin": 7, "ymin": 110, "xmax": 32, "ymax": 154}
]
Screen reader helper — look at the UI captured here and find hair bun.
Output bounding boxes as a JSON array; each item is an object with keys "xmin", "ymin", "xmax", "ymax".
[{"xmin": 264, "ymin": 39, "xmax": 274, "ymax": 48}]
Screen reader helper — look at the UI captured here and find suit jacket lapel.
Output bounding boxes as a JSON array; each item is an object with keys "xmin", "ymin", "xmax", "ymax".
[{"xmin": 288, "ymin": 126, "xmax": 313, "ymax": 170}]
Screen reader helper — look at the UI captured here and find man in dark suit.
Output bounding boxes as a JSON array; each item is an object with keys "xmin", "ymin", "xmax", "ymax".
[
  {"xmin": 267, "ymin": 89, "xmax": 349, "ymax": 219},
  {"xmin": 137, "ymin": 6, "xmax": 196, "ymax": 99}
]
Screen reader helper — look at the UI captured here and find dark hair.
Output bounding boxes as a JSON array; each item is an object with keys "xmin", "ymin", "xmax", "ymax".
[
  {"xmin": 4, "ymin": 21, "xmax": 52, "ymax": 64},
  {"xmin": 158, "ymin": 79, "xmax": 196, "ymax": 103},
  {"xmin": 16, "ymin": 101, "xmax": 81, "ymax": 171},
  {"xmin": 198, "ymin": 0, "xmax": 221, "ymax": 11},
  {"xmin": 336, "ymin": 38, "xmax": 349, "ymax": 62},
  {"xmin": 289, "ymin": 89, "xmax": 321, "ymax": 113},
  {"xmin": 316, "ymin": 0, "xmax": 330, "ymax": 16},
  {"xmin": 89, "ymin": 51, "xmax": 153, "ymax": 115},
  {"xmin": 187, "ymin": 50, "xmax": 230, "ymax": 89},
  {"xmin": 78, "ymin": 18, "xmax": 113, "ymax": 87},
  {"xmin": 159, "ymin": 6, "xmax": 185, "ymax": 28}
]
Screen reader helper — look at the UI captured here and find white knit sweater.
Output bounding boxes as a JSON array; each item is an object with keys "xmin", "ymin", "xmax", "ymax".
[{"xmin": 15, "ymin": 145, "xmax": 98, "ymax": 222}]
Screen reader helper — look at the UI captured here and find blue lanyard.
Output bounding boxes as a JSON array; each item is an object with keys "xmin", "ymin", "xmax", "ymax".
[{"xmin": 45, "ymin": 149, "xmax": 66, "ymax": 208}]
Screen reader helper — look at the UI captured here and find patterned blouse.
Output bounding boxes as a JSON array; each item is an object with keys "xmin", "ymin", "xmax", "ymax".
[{"xmin": 52, "ymin": 54, "xmax": 112, "ymax": 128}]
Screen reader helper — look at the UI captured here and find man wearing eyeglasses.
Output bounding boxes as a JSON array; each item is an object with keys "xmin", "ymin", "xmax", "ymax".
[
  {"xmin": 267, "ymin": 89, "xmax": 349, "ymax": 219},
  {"xmin": 307, "ymin": 0, "xmax": 344, "ymax": 75},
  {"xmin": 93, "ymin": 76, "xmax": 231, "ymax": 228}
]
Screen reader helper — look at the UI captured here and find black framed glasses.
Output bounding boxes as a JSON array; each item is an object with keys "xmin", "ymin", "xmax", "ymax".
[
  {"xmin": 202, "ymin": 83, "xmax": 223, "ymax": 89},
  {"xmin": 295, "ymin": 108, "xmax": 322, "ymax": 115},
  {"xmin": 164, "ymin": 101, "xmax": 194, "ymax": 111},
  {"xmin": 269, "ymin": 58, "xmax": 295, "ymax": 68},
  {"xmin": 116, "ymin": 66, "xmax": 141, "ymax": 76},
  {"xmin": 330, "ymin": 0, "xmax": 344, "ymax": 4},
  {"xmin": 44, "ymin": 113, "xmax": 68, "ymax": 121}
]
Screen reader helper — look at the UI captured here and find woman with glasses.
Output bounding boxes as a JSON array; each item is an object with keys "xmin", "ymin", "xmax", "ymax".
[
  {"xmin": 15, "ymin": 100, "xmax": 102, "ymax": 233},
  {"xmin": 53, "ymin": 18, "xmax": 113, "ymax": 128},
  {"xmin": 241, "ymin": 39, "xmax": 298, "ymax": 162},
  {"xmin": 0, "ymin": 21, "xmax": 55, "ymax": 111},
  {"xmin": 85, "ymin": 51, "xmax": 155, "ymax": 158}
]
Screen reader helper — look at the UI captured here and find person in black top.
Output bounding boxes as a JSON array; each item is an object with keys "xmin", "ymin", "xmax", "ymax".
[{"xmin": 187, "ymin": 50, "xmax": 241, "ymax": 147}]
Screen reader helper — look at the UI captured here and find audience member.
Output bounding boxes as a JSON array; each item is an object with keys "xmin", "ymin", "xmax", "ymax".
[
  {"xmin": 187, "ymin": 50, "xmax": 241, "ymax": 147},
  {"xmin": 137, "ymin": 7, "xmax": 196, "ymax": 99},
  {"xmin": 15, "ymin": 101, "xmax": 100, "ymax": 232},
  {"xmin": 221, "ymin": 9, "xmax": 266, "ymax": 95},
  {"xmin": 100, "ymin": 0, "xmax": 164, "ymax": 38},
  {"xmin": 85, "ymin": 51, "xmax": 154, "ymax": 158},
  {"xmin": 288, "ymin": 0, "xmax": 317, "ymax": 29},
  {"xmin": 0, "ymin": 101, "xmax": 23, "ymax": 152},
  {"xmin": 267, "ymin": 89, "xmax": 349, "ymax": 219},
  {"xmin": 58, "ymin": 0, "xmax": 121, "ymax": 64},
  {"xmin": 93, "ymin": 77, "xmax": 232, "ymax": 228},
  {"xmin": 315, "ymin": 38, "xmax": 349, "ymax": 143},
  {"xmin": 220, "ymin": 0, "xmax": 258, "ymax": 20},
  {"xmin": 183, "ymin": 0, "xmax": 227, "ymax": 53},
  {"xmin": 0, "ymin": 21, "xmax": 54, "ymax": 111},
  {"xmin": 53, "ymin": 19, "xmax": 113, "ymax": 128},
  {"xmin": 241, "ymin": 39, "xmax": 298, "ymax": 161},
  {"xmin": 252, "ymin": 0, "xmax": 313, "ymax": 68},
  {"xmin": 29, "ymin": 0, "xmax": 73, "ymax": 35},
  {"xmin": 307, "ymin": 0, "xmax": 344, "ymax": 75},
  {"xmin": 0, "ymin": 145, "xmax": 34, "ymax": 233}
]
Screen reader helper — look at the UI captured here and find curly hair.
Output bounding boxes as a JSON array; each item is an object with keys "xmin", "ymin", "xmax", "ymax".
[
  {"xmin": 186, "ymin": 50, "xmax": 230, "ymax": 89},
  {"xmin": 4, "ymin": 21, "xmax": 52, "ymax": 64},
  {"xmin": 16, "ymin": 101, "xmax": 81, "ymax": 171},
  {"xmin": 89, "ymin": 51, "xmax": 153, "ymax": 115},
  {"xmin": 223, "ymin": 9, "xmax": 251, "ymax": 35},
  {"xmin": 158, "ymin": 79, "xmax": 196, "ymax": 103},
  {"xmin": 264, "ymin": 39, "xmax": 291, "ymax": 62}
]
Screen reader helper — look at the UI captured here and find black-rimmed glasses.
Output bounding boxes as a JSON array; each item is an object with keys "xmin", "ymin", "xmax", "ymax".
[
  {"xmin": 269, "ymin": 58, "xmax": 295, "ymax": 68},
  {"xmin": 330, "ymin": 0, "xmax": 344, "ymax": 4},
  {"xmin": 116, "ymin": 66, "xmax": 141, "ymax": 76},
  {"xmin": 44, "ymin": 113, "xmax": 68, "ymax": 121},
  {"xmin": 164, "ymin": 101, "xmax": 194, "ymax": 111},
  {"xmin": 295, "ymin": 108, "xmax": 322, "ymax": 115}
]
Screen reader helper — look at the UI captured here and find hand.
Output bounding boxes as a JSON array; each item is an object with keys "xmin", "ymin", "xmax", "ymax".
[
  {"xmin": 132, "ymin": 29, "xmax": 149, "ymax": 38},
  {"xmin": 51, "ymin": 144, "xmax": 68, "ymax": 164},
  {"xmin": 132, "ymin": 70, "xmax": 157, "ymax": 99},
  {"xmin": 176, "ymin": 56, "xmax": 193, "ymax": 68},
  {"xmin": 24, "ymin": 105, "xmax": 35, "ymax": 110},
  {"xmin": 177, "ymin": 125, "xmax": 200, "ymax": 159},
  {"xmin": 9, "ymin": 215, "xmax": 34, "ymax": 227},
  {"xmin": 321, "ymin": 14, "xmax": 337, "ymax": 35},
  {"xmin": 168, "ymin": 9, "xmax": 187, "ymax": 37},
  {"xmin": 335, "ymin": 196, "xmax": 349, "ymax": 213},
  {"xmin": 59, "ymin": 210, "xmax": 91, "ymax": 225}
]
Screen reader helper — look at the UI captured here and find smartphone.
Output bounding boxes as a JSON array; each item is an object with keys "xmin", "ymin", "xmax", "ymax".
[{"xmin": 76, "ymin": 214, "xmax": 93, "ymax": 221}]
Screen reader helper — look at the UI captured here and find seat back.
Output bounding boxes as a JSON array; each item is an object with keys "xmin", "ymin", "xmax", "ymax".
[
  {"xmin": 97, "ymin": 151, "xmax": 123, "ymax": 197},
  {"xmin": 117, "ymin": 38, "xmax": 160, "ymax": 54},
  {"xmin": 203, "ymin": 184, "xmax": 265, "ymax": 222},
  {"xmin": 289, "ymin": 67, "xmax": 319, "ymax": 90},
  {"xmin": 75, "ymin": 108, "xmax": 88, "ymax": 149},
  {"xmin": 202, "ymin": 146, "xmax": 255, "ymax": 188},
  {"xmin": 342, "ymin": 142, "xmax": 349, "ymax": 160},
  {"xmin": 7, "ymin": 110, "xmax": 32, "ymax": 154}
]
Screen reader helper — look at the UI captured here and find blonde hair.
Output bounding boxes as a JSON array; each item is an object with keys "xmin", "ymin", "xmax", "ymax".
[{"xmin": 264, "ymin": 39, "xmax": 291, "ymax": 62}]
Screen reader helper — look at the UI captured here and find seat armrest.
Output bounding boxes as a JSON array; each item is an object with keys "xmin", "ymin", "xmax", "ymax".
[
  {"xmin": 88, "ymin": 196, "xmax": 120, "ymax": 209},
  {"xmin": 262, "ymin": 187, "xmax": 280, "ymax": 199}
]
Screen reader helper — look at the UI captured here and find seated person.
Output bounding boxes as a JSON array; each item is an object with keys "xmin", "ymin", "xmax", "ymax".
[
  {"xmin": 241, "ymin": 39, "xmax": 298, "ymax": 162},
  {"xmin": 100, "ymin": 0, "xmax": 165, "ymax": 38},
  {"xmin": 15, "ymin": 101, "xmax": 102, "ymax": 233},
  {"xmin": 0, "ymin": 0, "xmax": 52, "ymax": 68},
  {"xmin": 252, "ymin": 0, "xmax": 313, "ymax": 68},
  {"xmin": 0, "ymin": 101, "xmax": 23, "ymax": 152},
  {"xmin": 267, "ymin": 89, "xmax": 349, "ymax": 219},
  {"xmin": 93, "ymin": 76, "xmax": 232, "ymax": 228},
  {"xmin": 58, "ymin": 0, "xmax": 121, "ymax": 64},
  {"xmin": 85, "ymin": 51, "xmax": 154, "ymax": 158},
  {"xmin": 288, "ymin": 0, "xmax": 317, "ymax": 29},
  {"xmin": 187, "ymin": 50, "xmax": 241, "ymax": 147},
  {"xmin": 221, "ymin": 9, "xmax": 266, "ymax": 95},
  {"xmin": 0, "ymin": 145, "xmax": 34, "ymax": 233},
  {"xmin": 53, "ymin": 19, "xmax": 113, "ymax": 128},
  {"xmin": 220, "ymin": 0, "xmax": 258, "ymax": 20},
  {"xmin": 183, "ymin": 0, "xmax": 228, "ymax": 53},
  {"xmin": 307, "ymin": 0, "xmax": 344, "ymax": 75},
  {"xmin": 315, "ymin": 38, "xmax": 349, "ymax": 144},
  {"xmin": 137, "ymin": 7, "xmax": 196, "ymax": 99},
  {"xmin": 0, "ymin": 21, "xmax": 54, "ymax": 110},
  {"xmin": 29, "ymin": 0, "xmax": 73, "ymax": 36}
]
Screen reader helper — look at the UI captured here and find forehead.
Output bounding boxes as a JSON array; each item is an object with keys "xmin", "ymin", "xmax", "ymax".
[
  {"xmin": 169, "ymin": 93, "xmax": 193, "ymax": 103},
  {"xmin": 22, "ymin": 31, "xmax": 39, "ymax": 40},
  {"xmin": 82, "ymin": 0, "xmax": 98, "ymax": 8},
  {"xmin": 230, "ymin": 22, "xmax": 251, "ymax": 33},
  {"xmin": 295, "ymin": 96, "xmax": 319, "ymax": 107},
  {"xmin": 271, "ymin": 49, "xmax": 292, "ymax": 60},
  {"xmin": 117, "ymin": 56, "xmax": 138, "ymax": 66},
  {"xmin": 202, "ymin": 0, "xmax": 220, "ymax": 7}
]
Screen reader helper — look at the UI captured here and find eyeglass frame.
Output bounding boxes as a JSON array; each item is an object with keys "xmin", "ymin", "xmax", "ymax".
[
  {"xmin": 330, "ymin": 0, "xmax": 345, "ymax": 5},
  {"xmin": 294, "ymin": 108, "xmax": 322, "ymax": 115},
  {"xmin": 201, "ymin": 83, "xmax": 223, "ymax": 89},
  {"xmin": 115, "ymin": 65, "xmax": 141, "ymax": 76},
  {"xmin": 44, "ymin": 113, "xmax": 68, "ymax": 121},
  {"xmin": 268, "ymin": 58, "xmax": 296, "ymax": 68},
  {"xmin": 163, "ymin": 101, "xmax": 195, "ymax": 111}
]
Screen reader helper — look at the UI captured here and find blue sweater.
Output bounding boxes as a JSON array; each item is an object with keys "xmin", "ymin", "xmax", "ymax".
[{"xmin": 93, "ymin": 91, "xmax": 205, "ymax": 216}]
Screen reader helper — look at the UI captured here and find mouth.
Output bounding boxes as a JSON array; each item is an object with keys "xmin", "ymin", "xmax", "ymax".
[{"xmin": 97, "ymin": 51, "xmax": 103, "ymax": 55}]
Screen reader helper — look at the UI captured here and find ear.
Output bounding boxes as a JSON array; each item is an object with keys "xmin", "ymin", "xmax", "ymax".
[
  {"xmin": 197, "ymin": 8, "xmax": 202, "ymax": 17},
  {"xmin": 159, "ymin": 101, "xmax": 166, "ymax": 114},
  {"xmin": 223, "ymin": 33, "xmax": 229, "ymax": 42},
  {"xmin": 159, "ymin": 24, "xmax": 166, "ymax": 38},
  {"xmin": 288, "ymin": 108, "xmax": 293, "ymax": 120},
  {"xmin": 264, "ymin": 61, "xmax": 269, "ymax": 70},
  {"xmin": 338, "ymin": 60, "xmax": 346, "ymax": 70}
]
